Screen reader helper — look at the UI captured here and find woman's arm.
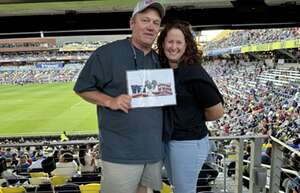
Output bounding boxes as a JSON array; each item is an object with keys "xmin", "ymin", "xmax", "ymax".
[{"xmin": 204, "ymin": 102, "xmax": 224, "ymax": 121}]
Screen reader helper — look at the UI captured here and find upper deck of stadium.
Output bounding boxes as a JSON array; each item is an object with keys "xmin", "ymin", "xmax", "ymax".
[
  {"xmin": 1, "ymin": 1, "xmax": 300, "ymax": 193},
  {"xmin": 0, "ymin": 0, "xmax": 300, "ymax": 38}
]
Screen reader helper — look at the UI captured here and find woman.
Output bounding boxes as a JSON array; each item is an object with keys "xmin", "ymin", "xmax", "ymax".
[{"xmin": 157, "ymin": 20, "xmax": 224, "ymax": 193}]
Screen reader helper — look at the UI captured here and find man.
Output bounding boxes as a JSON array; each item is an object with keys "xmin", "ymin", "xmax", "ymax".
[
  {"xmin": 60, "ymin": 131, "xmax": 69, "ymax": 142},
  {"xmin": 73, "ymin": 1, "xmax": 165, "ymax": 193}
]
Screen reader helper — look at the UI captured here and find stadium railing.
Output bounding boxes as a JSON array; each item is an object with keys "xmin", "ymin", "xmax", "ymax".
[{"xmin": 1, "ymin": 135, "xmax": 299, "ymax": 193}]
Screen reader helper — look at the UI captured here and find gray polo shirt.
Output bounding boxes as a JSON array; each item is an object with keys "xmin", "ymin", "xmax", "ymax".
[{"xmin": 74, "ymin": 39, "xmax": 163, "ymax": 164}]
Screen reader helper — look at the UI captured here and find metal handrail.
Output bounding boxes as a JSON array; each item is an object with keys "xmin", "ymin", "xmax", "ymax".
[
  {"xmin": 0, "ymin": 139, "xmax": 98, "ymax": 148},
  {"xmin": 270, "ymin": 136, "xmax": 300, "ymax": 157},
  {"xmin": 1, "ymin": 135, "xmax": 297, "ymax": 193}
]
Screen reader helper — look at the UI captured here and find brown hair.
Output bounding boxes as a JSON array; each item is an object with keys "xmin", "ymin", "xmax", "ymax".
[
  {"xmin": 62, "ymin": 153, "xmax": 73, "ymax": 162},
  {"xmin": 157, "ymin": 20, "xmax": 202, "ymax": 68}
]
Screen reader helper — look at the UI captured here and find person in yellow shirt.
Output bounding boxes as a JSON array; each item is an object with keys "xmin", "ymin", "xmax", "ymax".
[{"xmin": 60, "ymin": 131, "xmax": 69, "ymax": 142}]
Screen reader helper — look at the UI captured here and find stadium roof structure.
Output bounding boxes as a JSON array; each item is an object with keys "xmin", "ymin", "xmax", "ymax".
[{"xmin": 0, "ymin": 0, "xmax": 300, "ymax": 38}]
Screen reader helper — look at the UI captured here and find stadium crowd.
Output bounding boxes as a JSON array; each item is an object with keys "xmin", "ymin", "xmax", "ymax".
[
  {"xmin": 0, "ymin": 142, "xmax": 102, "ymax": 190},
  {"xmin": 0, "ymin": 63, "xmax": 82, "ymax": 84},
  {"xmin": 0, "ymin": 51, "xmax": 91, "ymax": 62},
  {"xmin": 1, "ymin": 58, "xmax": 300, "ymax": 192},
  {"xmin": 204, "ymin": 59, "xmax": 300, "ymax": 192},
  {"xmin": 204, "ymin": 27, "xmax": 300, "ymax": 50},
  {"xmin": 0, "ymin": 42, "xmax": 55, "ymax": 49},
  {"xmin": 207, "ymin": 60, "xmax": 300, "ymax": 141},
  {"xmin": 1, "ymin": 27, "xmax": 300, "ymax": 192}
]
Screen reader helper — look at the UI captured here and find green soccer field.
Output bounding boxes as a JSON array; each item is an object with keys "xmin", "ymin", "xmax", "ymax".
[{"xmin": 0, "ymin": 83, "xmax": 98, "ymax": 137}]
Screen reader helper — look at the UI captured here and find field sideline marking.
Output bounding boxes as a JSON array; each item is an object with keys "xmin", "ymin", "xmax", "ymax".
[
  {"xmin": 70, "ymin": 101, "xmax": 83, "ymax": 109},
  {"xmin": 0, "ymin": 131, "xmax": 95, "ymax": 137}
]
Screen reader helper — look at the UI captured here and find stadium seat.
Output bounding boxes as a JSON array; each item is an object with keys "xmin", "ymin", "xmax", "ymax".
[
  {"xmin": 161, "ymin": 182, "xmax": 172, "ymax": 193},
  {"xmin": 34, "ymin": 183, "xmax": 52, "ymax": 193},
  {"xmin": 28, "ymin": 168, "xmax": 44, "ymax": 173},
  {"xmin": 79, "ymin": 183, "xmax": 101, "ymax": 193},
  {"xmin": 71, "ymin": 175, "xmax": 101, "ymax": 185},
  {"xmin": 0, "ymin": 186, "xmax": 26, "ymax": 193},
  {"xmin": 29, "ymin": 172, "xmax": 49, "ymax": 178},
  {"xmin": 29, "ymin": 176, "xmax": 50, "ymax": 185},
  {"xmin": 0, "ymin": 179, "xmax": 6, "ymax": 187},
  {"xmin": 55, "ymin": 183, "xmax": 80, "ymax": 193},
  {"xmin": 50, "ymin": 176, "xmax": 70, "ymax": 186}
]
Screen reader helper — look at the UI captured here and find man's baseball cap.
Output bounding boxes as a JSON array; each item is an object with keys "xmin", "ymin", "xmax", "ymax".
[{"xmin": 132, "ymin": 0, "xmax": 165, "ymax": 18}]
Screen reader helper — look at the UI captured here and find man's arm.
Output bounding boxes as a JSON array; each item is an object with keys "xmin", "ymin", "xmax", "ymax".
[{"xmin": 76, "ymin": 91, "xmax": 132, "ymax": 113}]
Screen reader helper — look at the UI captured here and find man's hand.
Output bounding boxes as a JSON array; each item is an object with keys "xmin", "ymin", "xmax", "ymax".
[
  {"xmin": 107, "ymin": 94, "xmax": 132, "ymax": 113},
  {"xmin": 76, "ymin": 91, "xmax": 132, "ymax": 113}
]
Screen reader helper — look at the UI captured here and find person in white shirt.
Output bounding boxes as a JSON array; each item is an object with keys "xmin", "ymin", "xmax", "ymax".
[
  {"xmin": 51, "ymin": 153, "xmax": 78, "ymax": 177},
  {"xmin": 0, "ymin": 157, "xmax": 26, "ymax": 186},
  {"xmin": 28, "ymin": 152, "xmax": 44, "ymax": 171},
  {"xmin": 78, "ymin": 145, "xmax": 97, "ymax": 174}
]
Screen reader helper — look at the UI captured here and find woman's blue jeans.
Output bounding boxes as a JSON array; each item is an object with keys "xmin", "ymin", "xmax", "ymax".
[{"xmin": 165, "ymin": 135, "xmax": 209, "ymax": 193}]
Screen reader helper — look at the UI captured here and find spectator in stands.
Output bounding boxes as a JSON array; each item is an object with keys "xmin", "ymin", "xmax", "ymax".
[
  {"xmin": 204, "ymin": 28, "xmax": 300, "ymax": 51},
  {"xmin": 0, "ymin": 148, "xmax": 5, "ymax": 157},
  {"xmin": 24, "ymin": 146, "xmax": 31, "ymax": 157},
  {"xmin": 261, "ymin": 147, "xmax": 272, "ymax": 165},
  {"xmin": 0, "ymin": 157, "xmax": 26, "ymax": 186},
  {"xmin": 41, "ymin": 156, "xmax": 56, "ymax": 175},
  {"xmin": 215, "ymin": 143, "xmax": 226, "ymax": 165},
  {"xmin": 226, "ymin": 140, "xmax": 239, "ymax": 177},
  {"xmin": 15, "ymin": 155, "xmax": 30, "ymax": 175},
  {"xmin": 287, "ymin": 176, "xmax": 300, "ymax": 193},
  {"xmin": 282, "ymin": 152, "xmax": 300, "ymax": 192},
  {"xmin": 52, "ymin": 149, "xmax": 60, "ymax": 163},
  {"xmin": 24, "ymin": 153, "xmax": 32, "ymax": 165},
  {"xmin": 4, "ymin": 148, "xmax": 12, "ymax": 159},
  {"xmin": 11, "ymin": 153, "xmax": 18, "ymax": 167},
  {"xmin": 157, "ymin": 20, "xmax": 224, "ymax": 193},
  {"xmin": 51, "ymin": 152, "xmax": 78, "ymax": 177},
  {"xmin": 28, "ymin": 152, "xmax": 45, "ymax": 172},
  {"xmin": 60, "ymin": 131, "xmax": 69, "ymax": 142},
  {"xmin": 78, "ymin": 145, "xmax": 97, "ymax": 175},
  {"xmin": 73, "ymin": 1, "xmax": 165, "ymax": 193},
  {"xmin": 288, "ymin": 137, "xmax": 300, "ymax": 150}
]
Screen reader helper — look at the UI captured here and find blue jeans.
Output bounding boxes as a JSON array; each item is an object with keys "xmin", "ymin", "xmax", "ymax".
[{"xmin": 165, "ymin": 136, "xmax": 209, "ymax": 193}]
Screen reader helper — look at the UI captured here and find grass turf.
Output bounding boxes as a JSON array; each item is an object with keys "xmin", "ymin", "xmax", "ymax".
[{"xmin": 0, "ymin": 82, "xmax": 98, "ymax": 137}]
